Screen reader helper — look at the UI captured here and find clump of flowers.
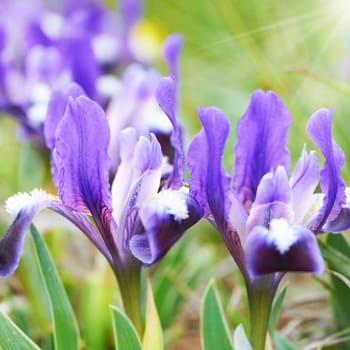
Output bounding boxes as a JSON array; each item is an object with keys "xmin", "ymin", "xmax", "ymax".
[{"xmin": 188, "ymin": 89, "xmax": 350, "ymax": 349}]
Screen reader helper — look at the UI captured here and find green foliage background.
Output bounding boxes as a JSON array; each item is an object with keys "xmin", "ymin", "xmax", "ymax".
[{"xmin": 2, "ymin": 0, "xmax": 350, "ymax": 349}]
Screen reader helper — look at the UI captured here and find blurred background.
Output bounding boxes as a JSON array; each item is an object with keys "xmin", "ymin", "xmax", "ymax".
[{"xmin": 2, "ymin": 0, "xmax": 350, "ymax": 349}]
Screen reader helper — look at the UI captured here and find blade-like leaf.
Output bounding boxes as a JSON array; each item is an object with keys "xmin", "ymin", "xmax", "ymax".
[
  {"xmin": 110, "ymin": 306, "xmax": 142, "ymax": 350},
  {"xmin": 269, "ymin": 283, "xmax": 288, "ymax": 330},
  {"xmin": 324, "ymin": 234, "xmax": 350, "ymax": 345},
  {"xmin": 0, "ymin": 312, "xmax": 41, "ymax": 350},
  {"xmin": 30, "ymin": 225, "xmax": 80, "ymax": 350},
  {"xmin": 319, "ymin": 238, "xmax": 350, "ymax": 279},
  {"xmin": 201, "ymin": 279, "xmax": 234, "ymax": 350},
  {"xmin": 143, "ymin": 280, "xmax": 163, "ymax": 350},
  {"xmin": 233, "ymin": 324, "xmax": 252, "ymax": 350}
]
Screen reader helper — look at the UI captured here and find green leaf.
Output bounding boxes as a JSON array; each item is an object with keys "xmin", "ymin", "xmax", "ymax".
[
  {"xmin": 268, "ymin": 284, "xmax": 296, "ymax": 350},
  {"xmin": 323, "ymin": 234, "xmax": 350, "ymax": 346},
  {"xmin": 269, "ymin": 283, "xmax": 288, "ymax": 330},
  {"xmin": 233, "ymin": 324, "xmax": 252, "ymax": 350},
  {"xmin": 110, "ymin": 306, "xmax": 142, "ymax": 350},
  {"xmin": 0, "ymin": 312, "xmax": 41, "ymax": 350},
  {"xmin": 201, "ymin": 280, "xmax": 234, "ymax": 350},
  {"xmin": 30, "ymin": 225, "xmax": 80, "ymax": 350},
  {"xmin": 143, "ymin": 280, "xmax": 163, "ymax": 350},
  {"xmin": 319, "ymin": 238, "xmax": 350, "ymax": 279}
]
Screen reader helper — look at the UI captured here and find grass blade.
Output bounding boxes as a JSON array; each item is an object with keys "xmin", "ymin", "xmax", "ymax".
[
  {"xmin": 30, "ymin": 225, "xmax": 80, "ymax": 350},
  {"xmin": 269, "ymin": 283, "xmax": 288, "ymax": 330},
  {"xmin": 0, "ymin": 312, "xmax": 41, "ymax": 350},
  {"xmin": 110, "ymin": 306, "xmax": 142, "ymax": 350},
  {"xmin": 201, "ymin": 279, "xmax": 234, "ymax": 350}
]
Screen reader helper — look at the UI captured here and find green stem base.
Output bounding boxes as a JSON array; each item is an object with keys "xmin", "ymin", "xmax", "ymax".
[
  {"xmin": 114, "ymin": 259, "xmax": 143, "ymax": 336},
  {"xmin": 247, "ymin": 275, "xmax": 277, "ymax": 350}
]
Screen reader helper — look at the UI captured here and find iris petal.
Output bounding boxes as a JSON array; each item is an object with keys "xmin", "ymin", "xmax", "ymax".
[
  {"xmin": 188, "ymin": 128, "xmax": 212, "ymax": 218},
  {"xmin": 44, "ymin": 82, "xmax": 85, "ymax": 151},
  {"xmin": 44, "ymin": 83, "xmax": 85, "ymax": 182},
  {"xmin": 246, "ymin": 223, "xmax": 324, "ymax": 276},
  {"xmin": 111, "ymin": 127, "xmax": 139, "ymax": 224},
  {"xmin": 54, "ymin": 95, "xmax": 112, "ymax": 234},
  {"xmin": 246, "ymin": 167, "xmax": 294, "ymax": 235},
  {"xmin": 114, "ymin": 134, "xmax": 163, "ymax": 253},
  {"xmin": 0, "ymin": 190, "xmax": 50, "ymax": 277},
  {"xmin": 322, "ymin": 207, "xmax": 350, "ymax": 233},
  {"xmin": 233, "ymin": 90, "xmax": 292, "ymax": 209},
  {"xmin": 307, "ymin": 108, "xmax": 346, "ymax": 231},
  {"xmin": 254, "ymin": 166, "xmax": 292, "ymax": 206},
  {"xmin": 193, "ymin": 106, "xmax": 247, "ymax": 272},
  {"xmin": 163, "ymin": 33, "xmax": 183, "ymax": 82},
  {"xmin": 0, "ymin": 190, "xmax": 111, "ymax": 277},
  {"xmin": 129, "ymin": 191, "xmax": 202, "ymax": 265},
  {"xmin": 197, "ymin": 106, "xmax": 231, "ymax": 228},
  {"xmin": 119, "ymin": 0, "xmax": 143, "ymax": 57},
  {"xmin": 63, "ymin": 37, "xmax": 98, "ymax": 99},
  {"xmin": 156, "ymin": 77, "xmax": 184, "ymax": 189},
  {"xmin": 289, "ymin": 148, "xmax": 319, "ymax": 223}
]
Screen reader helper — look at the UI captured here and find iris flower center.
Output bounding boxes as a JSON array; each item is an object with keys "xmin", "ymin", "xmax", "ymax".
[{"xmin": 269, "ymin": 218, "xmax": 297, "ymax": 254}]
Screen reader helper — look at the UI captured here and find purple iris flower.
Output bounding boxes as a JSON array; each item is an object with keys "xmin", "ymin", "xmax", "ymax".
[
  {"xmin": 0, "ymin": 41, "xmax": 202, "ymax": 332},
  {"xmin": 188, "ymin": 89, "xmax": 350, "ymax": 281},
  {"xmin": 0, "ymin": 91, "xmax": 202, "ymax": 275},
  {"xmin": 0, "ymin": 0, "xmax": 144, "ymax": 143}
]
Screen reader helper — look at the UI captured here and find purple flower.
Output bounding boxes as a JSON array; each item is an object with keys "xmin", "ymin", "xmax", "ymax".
[
  {"xmin": 188, "ymin": 89, "xmax": 350, "ymax": 281},
  {"xmin": 0, "ymin": 0, "xmax": 145, "ymax": 143},
  {"xmin": 0, "ymin": 93, "xmax": 202, "ymax": 278}
]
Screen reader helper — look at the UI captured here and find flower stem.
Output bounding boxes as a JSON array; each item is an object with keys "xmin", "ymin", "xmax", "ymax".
[
  {"xmin": 247, "ymin": 275, "xmax": 277, "ymax": 350},
  {"xmin": 114, "ymin": 259, "xmax": 143, "ymax": 336}
]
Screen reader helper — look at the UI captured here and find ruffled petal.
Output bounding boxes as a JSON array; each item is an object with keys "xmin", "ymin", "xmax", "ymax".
[
  {"xmin": 44, "ymin": 83, "xmax": 85, "ymax": 182},
  {"xmin": 194, "ymin": 106, "xmax": 247, "ymax": 271},
  {"xmin": 129, "ymin": 190, "xmax": 202, "ymax": 265},
  {"xmin": 54, "ymin": 95, "xmax": 112, "ymax": 233},
  {"xmin": 233, "ymin": 90, "xmax": 292, "ymax": 209},
  {"xmin": 289, "ymin": 148, "xmax": 319, "ymax": 223},
  {"xmin": 306, "ymin": 109, "xmax": 346, "ymax": 231},
  {"xmin": 246, "ymin": 221, "xmax": 324, "ymax": 276},
  {"xmin": 188, "ymin": 128, "xmax": 211, "ymax": 218},
  {"xmin": 44, "ymin": 82, "xmax": 85, "ymax": 151},
  {"xmin": 197, "ymin": 106, "xmax": 231, "ymax": 227}
]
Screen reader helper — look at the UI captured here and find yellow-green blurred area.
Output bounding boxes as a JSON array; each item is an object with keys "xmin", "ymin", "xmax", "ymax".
[
  {"xmin": 2, "ymin": 0, "xmax": 350, "ymax": 349},
  {"xmin": 146, "ymin": 0, "xmax": 350, "ymax": 175}
]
